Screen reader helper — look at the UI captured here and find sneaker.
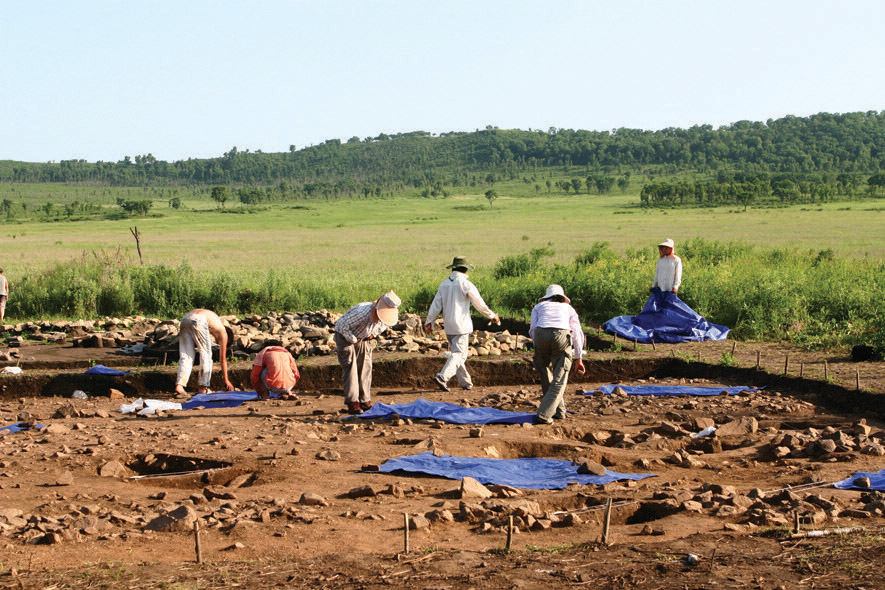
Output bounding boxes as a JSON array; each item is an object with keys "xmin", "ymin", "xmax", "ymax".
[
  {"xmin": 461, "ymin": 384, "xmax": 473, "ymax": 391},
  {"xmin": 359, "ymin": 402, "xmax": 373, "ymax": 411},
  {"xmin": 433, "ymin": 375, "xmax": 450, "ymax": 392},
  {"xmin": 533, "ymin": 415, "xmax": 554, "ymax": 425},
  {"xmin": 347, "ymin": 402, "xmax": 363, "ymax": 415}
]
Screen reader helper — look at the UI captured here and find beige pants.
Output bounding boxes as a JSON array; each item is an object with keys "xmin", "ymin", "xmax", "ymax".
[
  {"xmin": 335, "ymin": 332, "xmax": 374, "ymax": 404},
  {"xmin": 176, "ymin": 313, "xmax": 213, "ymax": 388},
  {"xmin": 437, "ymin": 333, "xmax": 472, "ymax": 388}
]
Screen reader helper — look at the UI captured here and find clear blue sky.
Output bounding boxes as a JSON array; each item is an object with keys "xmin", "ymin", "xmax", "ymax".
[{"xmin": 2, "ymin": 0, "xmax": 883, "ymax": 163}]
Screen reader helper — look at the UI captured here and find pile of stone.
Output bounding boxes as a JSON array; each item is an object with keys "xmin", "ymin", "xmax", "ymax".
[
  {"xmin": 143, "ymin": 311, "xmax": 531, "ymax": 360},
  {"xmin": 0, "ymin": 317, "xmax": 158, "ymax": 349},
  {"xmin": 0, "ymin": 486, "xmax": 333, "ymax": 546},
  {"xmin": 762, "ymin": 420, "xmax": 885, "ymax": 460}
]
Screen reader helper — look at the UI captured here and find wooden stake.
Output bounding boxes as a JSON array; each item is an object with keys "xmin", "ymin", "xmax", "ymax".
[
  {"xmin": 824, "ymin": 360, "xmax": 829, "ymax": 381},
  {"xmin": 597, "ymin": 326, "xmax": 602, "ymax": 336},
  {"xmin": 601, "ymin": 498, "xmax": 613, "ymax": 545},
  {"xmin": 193, "ymin": 521, "xmax": 203, "ymax": 564},
  {"xmin": 632, "ymin": 339, "xmax": 637, "ymax": 351},
  {"xmin": 162, "ymin": 352, "xmax": 167, "ymax": 366},
  {"xmin": 613, "ymin": 333, "xmax": 618, "ymax": 345},
  {"xmin": 755, "ymin": 350, "xmax": 760, "ymax": 369},
  {"xmin": 784, "ymin": 355, "xmax": 789, "ymax": 375},
  {"xmin": 799, "ymin": 362, "xmax": 804, "ymax": 378},
  {"xmin": 403, "ymin": 513, "xmax": 410, "ymax": 554},
  {"xmin": 793, "ymin": 510, "xmax": 800, "ymax": 534},
  {"xmin": 506, "ymin": 515, "xmax": 514, "ymax": 552},
  {"xmin": 651, "ymin": 340, "xmax": 656, "ymax": 351},
  {"xmin": 731, "ymin": 341, "xmax": 737, "ymax": 355},
  {"xmin": 856, "ymin": 369, "xmax": 860, "ymax": 391}
]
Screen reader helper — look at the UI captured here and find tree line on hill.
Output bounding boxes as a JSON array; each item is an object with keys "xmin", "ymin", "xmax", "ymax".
[{"xmin": 1, "ymin": 111, "xmax": 884, "ymax": 205}]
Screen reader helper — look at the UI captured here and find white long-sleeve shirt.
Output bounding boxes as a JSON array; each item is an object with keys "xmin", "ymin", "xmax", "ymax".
[
  {"xmin": 529, "ymin": 301, "xmax": 585, "ymax": 360},
  {"xmin": 653, "ymin": 255, "xmax": 683, "ymax": 292},
  {"xmin": 425, "ymin": 272, "xmax": 496, "ymax": 335}
]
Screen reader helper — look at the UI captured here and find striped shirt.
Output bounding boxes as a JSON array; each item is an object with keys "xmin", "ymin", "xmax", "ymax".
[{"xmin": 334, "ymin": 302, "xmax": 388, "ymax": 344}]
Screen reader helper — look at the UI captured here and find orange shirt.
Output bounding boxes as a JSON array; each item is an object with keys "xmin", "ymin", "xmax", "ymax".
[{"xmin": 252, "ymin": 346, "xmax": 299, "ymax": 390}]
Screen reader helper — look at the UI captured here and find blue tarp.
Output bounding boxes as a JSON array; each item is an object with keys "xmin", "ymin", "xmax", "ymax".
[
  {"xmin": 375, "ymin": 452, "xmax": 656, "ymax": 490},
  {"xmin": 586, "ymin": 384, "xmax": 763, "ymax": 396},
  {"xmin": 834, "ymin": 468, "xmax": 885, "ymax": 491},
  {"xmin": 603, "ymin": 288, "xmax": 729, "ymax": 344},
  {"xmin": 181, "ymin": 390, "xmax": 277, "ymax": 410},
  {"xmin": 357, "ymin": 399, "xmax": 535, "ymax": 424},
  {"xmin": 0, "ymin": 422, "xmax": 43, "ymax": 437},
  {"xmin": 84, "ymin": 364, "xmax": 130, "ymax": 376}
]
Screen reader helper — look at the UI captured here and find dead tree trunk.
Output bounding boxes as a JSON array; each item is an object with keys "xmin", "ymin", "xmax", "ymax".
[{"xmin": 130, "ymin": 226, "xmax": 143, "ymax": 265}]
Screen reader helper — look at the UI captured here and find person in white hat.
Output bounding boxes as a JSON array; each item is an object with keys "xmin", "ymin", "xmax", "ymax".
[
  {"xmin": 529, "ymin": 285, "xmax": 585, "ymax": 424},
  {"xmin": 652, "ymin": 238, "xmax": 682, "ymax": 294},
  {"xmin": 334, "ymin": 290, "xmax": 401, "ymax": 414},
  {"xmin": 424, "ymin": 256, "xmax": 500, "ymax": 392}
]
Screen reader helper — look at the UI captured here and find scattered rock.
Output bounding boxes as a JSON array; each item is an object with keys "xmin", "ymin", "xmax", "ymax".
[
  {"xmin": 298, "ymin": 493, "xmax": 328, "ymax": 506},
  {"xmin": 460, "ymin": 476, "xmax": 493, "ymax": 499},
  {"xmin": 144, "ymin": 505, "xmax": 197, "ymax": 533}
]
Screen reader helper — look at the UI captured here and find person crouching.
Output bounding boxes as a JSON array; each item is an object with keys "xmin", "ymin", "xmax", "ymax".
[
  {"xmin": 250, "ymin": 341, "xmax": 300, "ymax": 400},
  {"xmin": 530, "ymin": 285, "xmax": 586, "ymax": 425}
]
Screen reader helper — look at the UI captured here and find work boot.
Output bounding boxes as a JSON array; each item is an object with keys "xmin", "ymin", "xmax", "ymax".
[{"xmin": 347, "ymin": 402, "xmax": 363, "ymax": 415}]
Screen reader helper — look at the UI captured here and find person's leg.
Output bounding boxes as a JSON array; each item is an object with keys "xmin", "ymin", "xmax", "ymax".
[
  {"xmin": 439, "ymin": 334, "xmax": 468, "ymax": 384},
  {"xmin": 448, "ymin": 334, "xmax": 473, "ymax": 389},
  {"xmin": 175, "ymin": 323, "xmax": 196, "ymax": 393},
  {"xmin": 355, "ymin": 339, "xmax": 374, "ymax": 404},
  {"xmin": 193, "ymin": 317, "xmax": 214, "ymax": 392},
  {"xmin": 536, "ymin": 329, "xmax": 573, "ymax": 422},
  {"xmin": 0, "ymin": 295, "xmax": 6, "ymax": 320},
  {"xmin": 532, "ymin": 328, "xmax": 554, "ymax": 396},
  {"xmin": 335, "ymin": 333, "xmax": 359, "ymax": 405}
]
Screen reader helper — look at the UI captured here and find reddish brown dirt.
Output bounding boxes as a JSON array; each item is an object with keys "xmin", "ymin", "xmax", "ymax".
[{"xmin": 1, "ymin": 338, "xmax": 884, "ymax": 589}]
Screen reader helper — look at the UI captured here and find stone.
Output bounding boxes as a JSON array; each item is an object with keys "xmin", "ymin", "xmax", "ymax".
[
  {"xmin": 426, "ymin": 509, "xmax": 455, "ymax": 523},
  {"xmin": 576, "ymin": 460, "xmax": 607, "ymax": 476},
  {"xmin": 203, "ymin": 487, "xmax": 237, "ymax": 501},
  {"xmin": 98, "ymin": 460, "xmax": 129, "ymax": 478},
  {"xmin": 469, "ymin": 427, "xmax": 484, "ymax": 438},
  {"xmin": 681, "ymin": 500, "xmax": 704, "ymax": 513},
  {"xmin": 853, "ymin": 476, "xmax": 871, "ymax": 489},
  {"xmin": 56, "ymin": 471, "xmax": 74, "ymax": 486},
  {"xmin": 43, "ymin": 423, "xmax": 69, "ymax": 435},
  {"xmin": 108, "ymin": 389, "xmax": 125, "ymax": 400},
  {"xmin": 298, "ymin": 492, "xmax": 328, "ymax": 506},
  {"xmin": 53, "ymin": 404, "xmax": 79, "ymax": 419},
  {"xmin": 347, "ymin": 485, "xmax": 378, "ymax": 498},
  {"xmin": 484, "ymin": 446, "xmax": 500, "ymax": 458},
  {"xmin": 460, "ymin": 476, "xmax": 493, "ymax": 499},
  {"xmin": 144, "ymin": 505, "xmax": 197, "ymax": 533},
  {"xmin": 408, "ymin": 513, "xmax": 430, "ymax": 530},
  {"xmin": 316, "ymin": 449, "xmax": 341, "ymax": 461},
  {"xmin": 715, "ymin": 417, "xmax": 758, "ymax": 437}
]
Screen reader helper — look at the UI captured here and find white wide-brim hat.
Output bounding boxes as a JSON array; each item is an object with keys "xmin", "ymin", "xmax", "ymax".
[
  {"xmin": 658, "ymin": 238, "xmax": 675, "ymax": 249},
  {"xmin": 538, "ymin": 284, "xmax": 570, "ymax": 303},
  {"xmin": 375, "ymin": 290, "xmax": 401, "ymax": 326}
]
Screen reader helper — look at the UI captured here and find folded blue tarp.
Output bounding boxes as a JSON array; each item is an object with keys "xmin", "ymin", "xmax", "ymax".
[
  {"xmin": 84, "ymin": 364, "xmax": 131, "ymax": 376},
  {"xmin": 603, "ymin": 288, "xmax": 729, "ymax": 344},
  {"xmin": 181, "ymin": 390, "xmax": 276, "ymax": 410},
  {"xmin": 834, "ymin": 468, "xmax": 885, "ymax": 491},
  {"xmin": 357, "ymin": 398, "xmax": 535, "ymax": 425},
  {"xmin": 375, "ymin": 451, "xmax": 656, "ymax": 490},
  {"xmin": 586, "ymin": 384, "xmax": 762, "ymax": 396},
  {"xmin": 0, "ymin": 422, "xmax": 44, "ymax": 437}
]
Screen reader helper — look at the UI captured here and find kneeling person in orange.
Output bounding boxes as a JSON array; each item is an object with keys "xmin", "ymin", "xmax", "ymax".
[{"xmin": 250, "ymin": 343, "xmax": 300, "ymax": 400}]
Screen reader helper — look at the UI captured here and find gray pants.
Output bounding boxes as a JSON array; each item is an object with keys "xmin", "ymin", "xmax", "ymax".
[
  {"xmin": 438, "ymin": 333, "xmax": 472, "ymax": 388},
  {"xmin": 335, "ymin": 332, "xmax": 374, "ymax": 404},
  {"xmin": 533, "ymin": 327, "xmax": 573, "ymax": 421}
]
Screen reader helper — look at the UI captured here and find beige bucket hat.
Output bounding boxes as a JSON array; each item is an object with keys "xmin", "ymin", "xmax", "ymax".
[
  {"xmin": 538, "ymin": 284, "xmax": 570, "ymax": 304},
  {"xmin": 375, "ymin": 290, "xmax": 401, "ymax": 326}
]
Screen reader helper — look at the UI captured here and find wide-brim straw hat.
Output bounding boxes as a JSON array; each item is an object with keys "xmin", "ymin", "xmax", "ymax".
[
  {"xmin": 375, "ymin": 290, "xmax": 401, "ymax": 326},
  {"xmin": 658, "ymin": 238, "xmax": 675, "ymax": 249},
  {"xmin": 538, "ymin": 284, "xmax": 570, "ymax": 303},
  {"xmin": 445, "ymin": 256, "xmax": 475, "ymax": 271}
]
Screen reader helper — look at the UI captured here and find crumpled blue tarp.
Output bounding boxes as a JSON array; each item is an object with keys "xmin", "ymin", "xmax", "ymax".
[
  {"xmin": 586, "ymin": 384, "xmax": 763, "ymax": 396},
  {"xmin": 0, "ymin": 422, "xmax": 44, "ymax": 437},
  {"xmin": 181, "ymin": 391, "xmax": 275, "ymax": 410},
  {"xmin": 834, "ymin": 468, "xmax": 885, "ymax": 491},
  {"xmin": 84, "ymin": 364, "xmax": 131, "ymax": 376},
  {"xmin": 375, "ymin": 451, "xmax": 656, "ymax": 490},
  {"xmin": 603, "ymin": 288, "xmax": 729, "ymax": 344},
  {"xmin": 357, "ymin": 398, "xmax": 534, "ymax": 424}
]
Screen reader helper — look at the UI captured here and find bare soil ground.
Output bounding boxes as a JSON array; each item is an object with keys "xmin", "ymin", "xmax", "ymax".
[{"xmin": 1, "ymin": 337, "xmax": 883, "ymax": 589}]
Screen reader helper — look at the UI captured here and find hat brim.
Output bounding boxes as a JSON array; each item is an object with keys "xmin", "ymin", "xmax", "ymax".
[
  {"xmin": 376, "ymin": 307, "xmax": 399, "ymax": 326},
  {"xmin": 538, "ymin": 294, "xmax": 571, "ymax": 304},
  {"xmin": 446, "ymin": 263, "xmax": 475, "ymax": 270}
]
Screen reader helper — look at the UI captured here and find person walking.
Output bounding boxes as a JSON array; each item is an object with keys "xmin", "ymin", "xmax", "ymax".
[
  {"xmin": 530, "ymin": 285, "xmax": 585, "ymax": 425},
  {"xmin": 424, "ymin": 256, "xmax": 500, "ymax": 392},
  {"xmin": 250, "ymin": 341, "xmax": 300, "ymax": 400},
  {"xmin": 652, "ymin": 238, "xmax": 682, "ymax": 294},
  {"xmin": 174, "ymin": 309, "xmax": 235, "ymax": 396},
  {"xmin": 334, "ymin": 290, "xmax": 401, "ymax": 414},
  {"xmin": 0, "ymin": 269, "xmax": 8, "ymax": 321}
]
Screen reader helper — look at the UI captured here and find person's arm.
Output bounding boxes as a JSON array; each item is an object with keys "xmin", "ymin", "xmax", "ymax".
[
  {"xmin": 672, "ymin": 258, "xmax": 683, "ymax": 293},
  {"xmin": 289, "ymin": 355, "xmax": 300, "ymax": 385},
  {"xmin": 568, "ymin": 307, "xmax": 586, "ymax": 374},
  {"xmin": 250, "ymin": 365, "xmax": 269, "ymax": 399},
  {"xmin": 218, "ymin": 330, "xmax": 234, "ymax": 391},
  {"xmin": 424, "ymin": 291, "xmax": 443, "ymax": 333},
  {"xmin": 529, "ymin": 305, "xmax": 539, "ymax": 341},
  {"xmin": 336, "ymin": 308, "xmax": 361, "ymax": 344},
  {"xmin": 466, "ymin": 283, "xmax": 500, "ymax": 324}
]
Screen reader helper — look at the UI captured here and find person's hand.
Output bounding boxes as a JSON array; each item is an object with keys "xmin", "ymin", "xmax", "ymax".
[
  {"xmin": 672, "ymin": 288, "xmax": 678, "ymax": 295},
  {"xmin": 224, "ymin": 379, "xmax": 235, "ymax": 392},
  {"xmin": 574, "ymin": 359, "xmax": 586, "ymax": 374},
  {"xmin": 423, "ymin": 323, "xmax": 432, "ymax": 334},
  {"xmin": 491, "ymin": 314, "xmax": 501, "ymax": 326}
]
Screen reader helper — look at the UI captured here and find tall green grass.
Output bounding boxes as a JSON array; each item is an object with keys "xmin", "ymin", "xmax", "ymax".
[{"xmin": 7, "ymin": 240, "xmax": 884, "ymax": 353}]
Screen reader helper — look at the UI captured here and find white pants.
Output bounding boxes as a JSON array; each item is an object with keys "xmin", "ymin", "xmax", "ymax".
[
  {"xmin": 176, "ymin": 313, "xmax": 213, "ymax": 388},
  {"xmin": 437, "ymin": 333, "xmax": 472, "ymax": 388}
]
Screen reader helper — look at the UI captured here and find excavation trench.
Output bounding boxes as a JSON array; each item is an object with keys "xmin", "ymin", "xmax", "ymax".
[{"xmin": 1, "ymin": 354, "xmax": 881, "ymax": 418}]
